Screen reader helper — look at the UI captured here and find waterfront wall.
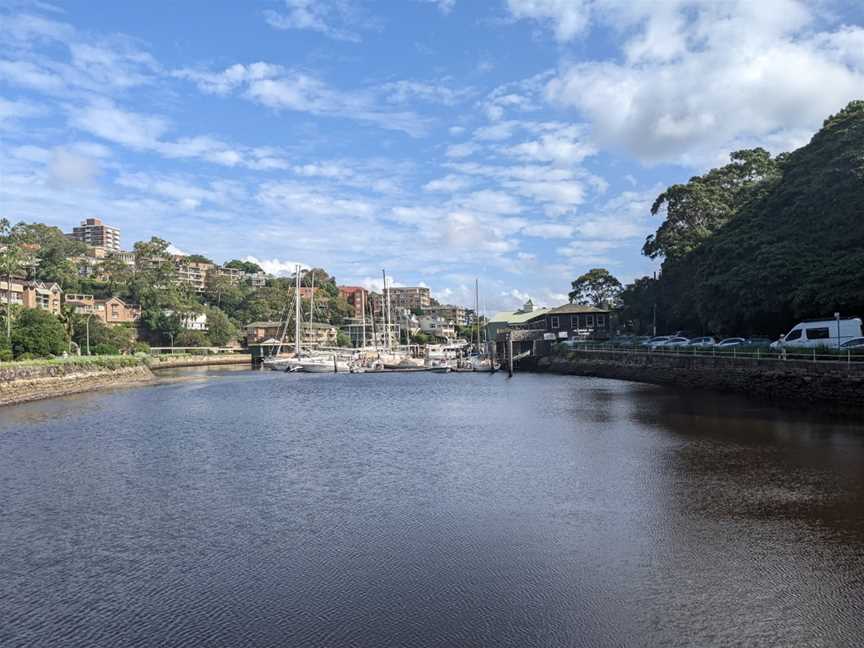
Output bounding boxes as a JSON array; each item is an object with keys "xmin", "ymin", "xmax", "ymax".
[
  {"xmin": 535, "ymin": 350, "xmax": 864, "ymax": 409},
  {"xmin": 0, "ymin": 354, "xmax": 252, "ymax": 406},
  {"xmin": 0, "ymin": 361, "xmax": 154, "ymax": 407}
]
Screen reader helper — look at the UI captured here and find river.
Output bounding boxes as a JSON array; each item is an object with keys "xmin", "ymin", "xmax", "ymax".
[{"xmin": 1, "ymin": 368, "xmax": 863, "ymax": 647}]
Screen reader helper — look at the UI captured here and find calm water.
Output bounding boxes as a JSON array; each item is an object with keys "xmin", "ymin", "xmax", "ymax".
[{"xmin": 1, "ymin": 369, "xmax": 863, "ymax": 647}]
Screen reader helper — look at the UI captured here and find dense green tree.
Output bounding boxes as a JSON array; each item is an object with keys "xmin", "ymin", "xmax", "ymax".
[
  {"xmin": 224, "ymin": 259, "xmax": 263, "ymax": 274},
  {"xmin": 0, "ymin": 219, "xmax": 28, "ymax": 340},
  {"xmin": 568, "ymin": 268, "xmax": 623, "ymax": 308},
  {"xmin": 176, "ymin": 330, "xmax": 210, "ymax": 347},
  {"xmin": 9, "ymin": 222, "xmax": 86, "ymax": 287},
  {"xmin": 643, "ymin": 148, "xmax": 783, "ymax": 261},
  {"xmin": 205, "ymin": 306, "xmax": 237, "ymax": 346},
  {"xmin": 639, "ymin": 100, "xmax": 864, "ymax": 336},
  {"xmin": 11, "ymin": 309, "xmax": 66, "ymax": 358}
]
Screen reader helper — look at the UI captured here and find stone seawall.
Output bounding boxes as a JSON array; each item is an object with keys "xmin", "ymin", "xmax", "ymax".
[
  {"xmin": 148, "ymin": 355, "xmax": 251, "ymax": 370},
  {"xmin": 0, "ymin": 363, "xmax": 155, "ymax": 407},
  {"xmin": 535, "ymin": 350, "xmax": 864, "ymax": 409}
]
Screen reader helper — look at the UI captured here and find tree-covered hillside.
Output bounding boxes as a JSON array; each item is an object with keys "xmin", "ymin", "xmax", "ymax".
[{"xmin": 622, "ymin": 100, "xmax": 864, "ymax": 336}]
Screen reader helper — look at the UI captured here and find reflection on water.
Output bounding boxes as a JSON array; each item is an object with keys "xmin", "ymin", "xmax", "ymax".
[{"xmin": 1, "ymin": 370, "xmax": 862, "ymax": 647}]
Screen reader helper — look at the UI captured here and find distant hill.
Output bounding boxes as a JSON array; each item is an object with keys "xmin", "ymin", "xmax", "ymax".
[{"xmin": 642, "ymin": 101, "xmax": 864, "ymax": 336}]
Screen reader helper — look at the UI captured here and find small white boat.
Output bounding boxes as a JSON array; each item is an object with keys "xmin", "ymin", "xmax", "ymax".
[
  {"xmin": 379, "ymin": 353, "xmax": 425, "ymax": 369},
  {"xmin": 298, "ymin": 356, "xmax": 350, "ymax": 373}
]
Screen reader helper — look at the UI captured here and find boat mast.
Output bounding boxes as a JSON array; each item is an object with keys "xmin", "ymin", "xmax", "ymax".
[
  {"xmin": 475, "ymin": 278, "xmax": 480, "ymax": 354},
  {"xmin": 370, "ymin": 295, "xmax": 378, "ymax": 351},
  {"xmin": 294, "ymin": 264, "xmax": 301, "ymax": 356},
  {"xmin": 361, "ymin": 289, "xmax": 367, "ymax": 349},
  {"xmin": 309, "ymin": 271, "xmax": 314, "ymax": 325},
  {"xmin": 382, "ymin": 269, "xmax": 391, "ymax": 351}
]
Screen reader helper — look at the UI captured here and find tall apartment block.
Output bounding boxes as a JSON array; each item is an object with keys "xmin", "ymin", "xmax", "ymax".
[{"xmin": 67, "ymin": 218, "xmax": 121, "ymax": 252}]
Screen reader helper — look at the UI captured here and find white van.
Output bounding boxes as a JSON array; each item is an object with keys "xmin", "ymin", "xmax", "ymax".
[{"xmin": 771, "ymin": 317, "xmax": 863, "ymax": 349}]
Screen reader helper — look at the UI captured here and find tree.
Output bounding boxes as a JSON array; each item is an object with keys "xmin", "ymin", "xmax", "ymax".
[
  {"xmin": 224, "ymin": 259, "xmax": 263, "ymax": 274},
  {"xmin": 619, "ymin": 276, "xmax": 661, "ymax": 334},
  {"xmin": 205, "ymin": 306, "xmax": 237, "ymax": 346},
  {"xmin": 9, "ymin": 222, "xmax": 86, "ymax": 288},
  {"xmin": 643, "ymin": 148, "xmax": 782, "ymax": 261},
  {"xmin": 11, "ymin": 309, "xmax": 66, "ymax": 358},
  {"xmin": 176, "ymin": 330, "xmax": 210, "ymax": 347},
  {"xmin": 569, "ymin": 268, "xmax": 623, "ymax": 308},
  {"xmin": 0, "ymin": 219, "xmax": 27, "ymax": 340},
  {"xmin": 185, "ymin": 254, "xmax": 213, "ymax": 264}
]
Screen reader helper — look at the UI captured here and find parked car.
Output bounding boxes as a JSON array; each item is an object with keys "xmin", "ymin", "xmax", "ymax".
[
  {"xmin": 716, "ymin": 337, "xmax": 747, "ymax": 348},
  {"xmin": 770, "ymin": 317, "xmax": 863, "ymax": 349},
  {"xmin": 660, "ymin": 337, "xmax": 690, "ymax": 348},
  {"xmin": 746, "ymin": 337, "xmax": 773, "ymax": 347},
  {"xmin": 641, "ymin": 336, "xmax": 672, "ymax": 349},
  {"xmin": 687, "ymin": 336, "xmax": 716, "ymax": 348},
  {"xmin": 840, "ymin": 337, "xmax": 864, "ymax": 349}
]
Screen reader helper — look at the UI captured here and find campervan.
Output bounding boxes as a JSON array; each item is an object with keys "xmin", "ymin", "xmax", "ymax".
[{"xmin": 770, "ymin": 317, "xmax": 863, "ymax": 349}]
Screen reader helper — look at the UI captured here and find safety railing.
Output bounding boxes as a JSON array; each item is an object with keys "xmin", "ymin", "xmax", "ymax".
[{"xmin": 553, "ymin": 342, "xmax": 864, "ymax": 367}]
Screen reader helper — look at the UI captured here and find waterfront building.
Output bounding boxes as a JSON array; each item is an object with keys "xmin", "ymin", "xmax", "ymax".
[
  {"xmin": 387, "ymin": 286, "xmax": 431, "ymax": 310},
  {"xmin": 218, "ymin": 266, "xmax": 267, "ymax": 289},
  {"xmin": 421, "ymin": 304, "xmax": 470, "ymax": 326},
  {"xmin": 487, "ymin": 300, "xmax": 550, "ymax": 340},
  {"xmin": 418, "ymin": 314, "xmax": 456, "ymax": 340},
  {"xmin": 65, "ymin": 294, "xmax": 142, "ymax": 325},
  {"xmin": 338, "ymin": 286, "xmax": 368, "ymax": 319},
  {"xmin": 66, "ymin": 218, "xmax": 121, "ymax": 251},
  {"xmin": 541, "ymin": 304, "xmax": 610, "ymax": 338}
]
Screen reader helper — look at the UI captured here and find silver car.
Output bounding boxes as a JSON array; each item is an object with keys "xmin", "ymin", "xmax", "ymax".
[{"xmin": 687, "ymin": 336, "xmax": 716, "ymax": 348}]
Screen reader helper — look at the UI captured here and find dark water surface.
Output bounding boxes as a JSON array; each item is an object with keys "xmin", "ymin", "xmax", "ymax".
[{"xmin": 1, "ymin": 369, "xmax": 863, "ymax": 647}]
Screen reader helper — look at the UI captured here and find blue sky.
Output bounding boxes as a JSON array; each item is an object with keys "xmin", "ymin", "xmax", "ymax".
[{"xmin": 2, "ymin": 0, "xmax": 863, "ymax": 310}]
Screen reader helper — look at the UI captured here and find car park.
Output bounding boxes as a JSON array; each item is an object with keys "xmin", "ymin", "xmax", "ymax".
[
  {"xmin": 660, "ymin": 337, "xmax": 690, "ymax": 348},
  {"xmin": 687, "ymin": 336, "xmax": 716, "ymax": 348},
  {"xmin": 716, "ymin": 337, "xmax": 747, "ymax": 348},
  {"xmin": 641, "ymin": 336, "xmax": 672, "ymax": 348}
]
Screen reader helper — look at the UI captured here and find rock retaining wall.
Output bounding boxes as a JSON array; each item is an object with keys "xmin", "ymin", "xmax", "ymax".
[
  {"xmin": 536, "ymin": 350, "xmax": 864, "ymax": 409},
  {"xmin": 0, "ymin": 363, "xmax": 155, "ymax": 407}
]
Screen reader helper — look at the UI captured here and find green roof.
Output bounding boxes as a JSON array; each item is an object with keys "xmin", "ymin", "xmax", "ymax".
[{"xmin": 489, "ymin": 308, "xmax": 550, "ymax": 324}]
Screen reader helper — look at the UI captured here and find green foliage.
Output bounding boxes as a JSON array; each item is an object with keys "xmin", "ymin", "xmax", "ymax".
[
  {"xmin": 185, "ymin": 254, "xmax": 213, "ymax": 264},
  {"xmin": 73, "ymin": 319, "xmax": 137, "ymax": 355},
  {"xmin": 224, "ymin": 259, "xmax": 263, "ymax": 274},
  {"xmin": 643, "ymin": 101, "xmax": 864, "ymax": 336},
  {"xmin": 411, "ymin": 331, "xmax": 431, "ymax": 345},
  {"xmin": 336, "ymin": 331, "xmax": 351, "ymax": 347},
  {"xmin": 10, "ymin": 308, "xmax": 66, "ymax": 358},
  {"xmin": 93, "ymin": 342, "xmax": 120, "ymax": 355},
  {"xmin": 8, "ymin": 221, "xmax": 87, "ymax": 288},
  {"xmin": 619, "ymin": 276, "xmax": 660, "ymax": 334},
  {"xmin": 205, "ymin": 306, "xmax": 237, "ymax": 346},
  {"xmin": 643, "ymin": 148, "xmax": 783, "ymax": 261},
  {"xmin": 568, "ymin": 268, "xmax": 623, "ymax": 308},
  {"xmin": 176, "ymin": 330, "xmax": 210, "ymax": 347}
]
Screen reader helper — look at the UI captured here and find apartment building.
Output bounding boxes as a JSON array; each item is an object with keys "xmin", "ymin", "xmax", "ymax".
[
  {"xmin": 217, "ymin": 266, "xmax": 267, "ymax": 289},
  {"xmin": 174, "ymin": 258, "xmax": 214, "ymax": 294},
  {"xmin": 387, "ymin": 286, "xmax": 431, "ymax": 310},
  {"xmin": 418, "ymin": 314, "xmax": 456, "ymax": 340},
  {"xmin": 67, "ymin": 218, "xmax": 121, "ymax": 251},
  {"xmin": 1, "ymin": 278, "xmax": 63, "ymax": 316},
  {"xmin": 64, "ymin": 294, "xmax": 142, "ymax": 325},
  {"xmin": 338, "ymin": 286, "xmax": 368, "ymax": 318},
  {"xmin": 422, "ymin": 304, "xmax": 471, "ymax": 326}
]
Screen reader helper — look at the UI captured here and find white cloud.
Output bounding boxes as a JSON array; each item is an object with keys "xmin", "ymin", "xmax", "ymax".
[
  {"xmin": 175, "ymin": 63, "xmax": 430, "ymax": 136},
  {"xmin": 506, "ymin": 0, "xmax": 591, "ymax": 42},
  {"xmin": 544, "ymin": 1, "xmax": 864, "ymax": 164},
  {"xmin": 417, "ymin": 0, "xmax": 455, "ymax": 14},
  {"xmin": 244, "ymin": 256, "xmax": 308, "ymax": 277},
  {"xmin": 521, "ymin": 223, "xmax": 573, "ymax": 238},
  {"xmin": 47, "ymin": 147, "xmax": 99, "ymax": 187},
  {"xmin": 381, "ymin": 79, "xmax": 473, "ymax": 105},
  {"xmin": 445, "ymin": 142, "xmax": 479, "ymax": 158},
  {"xmin": 502, "ymin": 123, "xmax": 596, "ymax": 166},
  {"xmin": 423, "ymin": 174, "xmax": 473, "ymax": 192},
  {"xmin": 263, "ymin": 0, "xmax": 371, "ymax": 43}
]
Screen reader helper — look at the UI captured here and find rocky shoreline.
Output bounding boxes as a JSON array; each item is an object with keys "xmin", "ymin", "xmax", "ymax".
[{"xmin": 0, "ymin": 355, "xmax": 251, "ymax": 407}]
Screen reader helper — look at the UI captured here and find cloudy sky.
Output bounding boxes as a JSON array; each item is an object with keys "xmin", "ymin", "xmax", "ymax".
[{"xmin": 2, "ymin": 0, "xmax": 862, "ymax": 310}]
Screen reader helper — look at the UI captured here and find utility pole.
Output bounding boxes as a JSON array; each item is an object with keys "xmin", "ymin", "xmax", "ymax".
[{"xmin": 507, "ymin": 332, "xmax": 514, "ymax": 378}]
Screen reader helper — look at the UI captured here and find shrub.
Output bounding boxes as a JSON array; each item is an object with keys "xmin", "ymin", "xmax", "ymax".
[
  {"xmin": 11, "ymin": 309, "xmax": 66, "ymax": 358},
  {"xmin": 93, "ymin": 343, "xmax": 120, "ymax": 355}
]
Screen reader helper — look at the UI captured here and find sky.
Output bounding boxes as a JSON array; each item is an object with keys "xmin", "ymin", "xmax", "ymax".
[{"xmin": 1, "ymin": 0, "xmax": 863, "ymax": 311}]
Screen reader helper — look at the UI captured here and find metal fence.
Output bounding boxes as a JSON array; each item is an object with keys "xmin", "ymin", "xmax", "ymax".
[{"xmin": 555, "ymin": 342, "xmax": 864, "ymax": 367}]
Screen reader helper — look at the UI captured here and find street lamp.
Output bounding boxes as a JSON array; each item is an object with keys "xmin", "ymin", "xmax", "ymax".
[{"xmin": 835, "ymin": 312, "xmax": 841, "ymax": 350}]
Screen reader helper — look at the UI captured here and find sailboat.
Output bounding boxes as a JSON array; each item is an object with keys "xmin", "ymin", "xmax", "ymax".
[
  {"xmin": 377, "ymin": 268, "xmax": 425, "ymax": 370},
  {"xmin": 470, "ymin": 278, "xmax": 499, "ymax": 372}
]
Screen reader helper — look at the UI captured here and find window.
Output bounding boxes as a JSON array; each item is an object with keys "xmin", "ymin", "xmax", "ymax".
[
  {"xmin": 597, "ymin": 315, "xmax": 606, "ymax": 328},
  {"xmin": 551, "ymin": 316, "xmax": 559, "ymax": 329},
  {"xmin": 805, "ymin": 327, "xmax": 830, "ymax": 340},
  {"xmin": 586, "ymin": 314, "xmax": 595, "ymax": 327},
  {"xmin": 785, "ymin": 329, "xmax": 802, "ymax": 341}
]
